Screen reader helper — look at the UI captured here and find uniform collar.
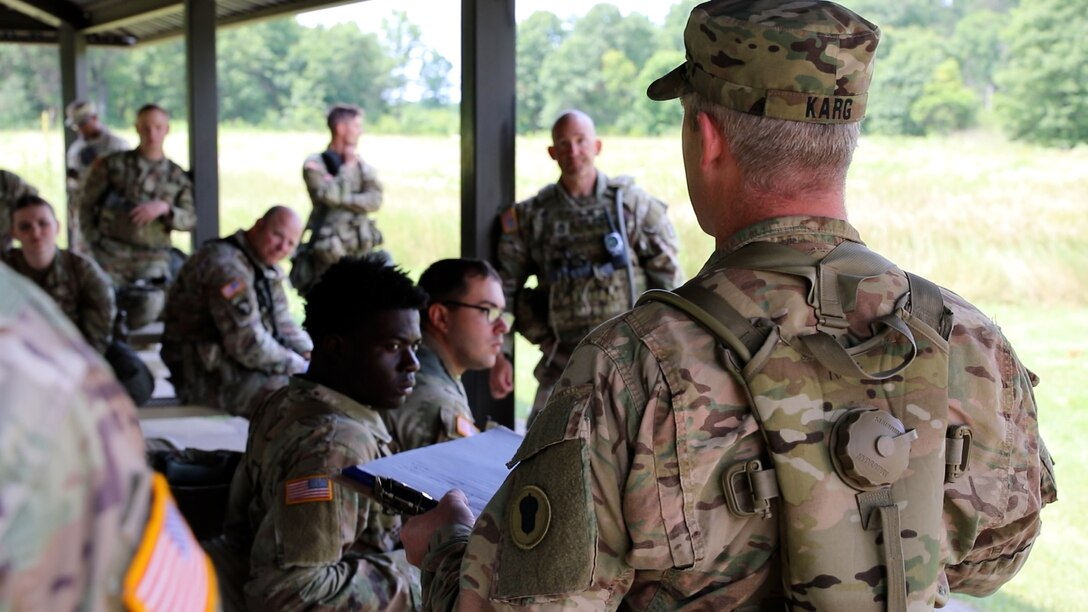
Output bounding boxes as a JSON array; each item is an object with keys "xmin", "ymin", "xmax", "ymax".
[
  {"xmin": 419, "ymin": 335, "xmax": 462, "ymax": 385},
  {"xmin": 230, "ymin": 230, "xmax": 284, "ymax": 281},
  {"xmin": 289, "ymin": 377, "xmax": 393, "ymax": 445},
  {"xmin": 704, "ymin": 216, "xmax": 863, "ymax": 272},
  {"xmin": 556, "ymin": 171, "xmax": 608, "ymax": 203}
]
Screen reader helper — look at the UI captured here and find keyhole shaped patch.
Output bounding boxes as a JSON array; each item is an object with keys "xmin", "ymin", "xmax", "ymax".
[{"xmin": 509, "ymin": 485, "xmax": 551, "ymax": 550}]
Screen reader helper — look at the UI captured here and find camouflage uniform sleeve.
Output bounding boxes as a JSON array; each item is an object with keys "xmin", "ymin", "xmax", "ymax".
[
  {"xmin": 302, "ymin": 157, "xmax": 383, "ymax": 213},
  {"xmin": 626, "ymin": 186, "xmax": 683, "ymax": 290},
  {"xmin": 78, "ymin": 158, "xmax": 110, "ymax": 245},
  {"xmin": 164, "ymin": 169, "xmax": 196, "ymax": 232},
  {"xmin": 423, "ymin": 320, "xmax": 654, "ymax": 609},
  {"xmin": 72, "ymin": 252, "xmax": 117, "ymax": 354},
  {"xmin": 207, "ymin": 258, "xmax": 307, "ymax": 374},
  {"xmin": 271, "ymin": 280, "xmax": 313, "ymax": 355},
  {"xmin": 941, "ymin": 300, "xmax": 1058, "ymax": 595},
  {"xmin": 496, "ymin": 199, "xmax": 551, "ymax": 350},
  {"xmin": 247, "ymin": 421, "xmax": 419, "ymax": 610}
]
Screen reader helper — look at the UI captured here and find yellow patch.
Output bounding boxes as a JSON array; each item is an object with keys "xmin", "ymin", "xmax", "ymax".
[
  {"xmin": 123, "ymin": 474, "xmax": 218, "ymax": 612},
  {"xmin": 508, "ymin": 485, "xmax": 551, "ymax": 550},
  {"xmin": 455, "ymin": 414, "xmax": 479, "ymax": 438},
  {"xmin": 219, "ymin": 278, "xmax": 246, "ymax": 300}
]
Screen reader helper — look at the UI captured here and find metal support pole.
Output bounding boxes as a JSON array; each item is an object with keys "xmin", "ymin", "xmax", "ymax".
[{"xmin": 185, "ymin": 0, "xmax": 219, "ymax": 247}]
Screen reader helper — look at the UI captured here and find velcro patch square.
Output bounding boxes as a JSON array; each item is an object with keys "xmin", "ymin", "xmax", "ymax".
[
  {"xmin": 220, "ymin": 278, "xmax": 246, "ymax": 300},
  {"xmin": 285, "ymin": 475, "xmax": 334, "ymax": 505}
]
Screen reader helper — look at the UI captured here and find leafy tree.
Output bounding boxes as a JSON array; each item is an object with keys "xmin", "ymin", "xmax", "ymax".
[
  {"xmin": 516, "ymin": 10, "xmax": 566, "ymax": 133},
  {"xmin": 285, "ymin": 23, "xmax": 393, "ymax": 126},
  {"xmin": 0, "ymin": 44, "xmax": 57, "ymax": 128},
  {"xmin": 419, "ymin": 50, "xmax": 453, "ymax": 109},
  {"xmin": 381, "ymin": 10, "xmax": 425, "ymax": 109},
  {"xmin": 950, "ymin": 10, "xmax": 1004, "ymax": 107},
  {"xmin": 994, "ymin": 0, "xmax": 1088, "ymax": 147},
  {"xmin": 864, "ymin": 27, "xmax": 950, "ymax": 135},
  {"xmin": 217, "ymin": 19, "xmax": 302, "ymax": 125},
  {"xmin": 910, "ymin": 59, "xmax": 978, "ymax": 134},
  {"xmin": 623, "ymin": 49, "xmax": 685, "ymax": 136}
]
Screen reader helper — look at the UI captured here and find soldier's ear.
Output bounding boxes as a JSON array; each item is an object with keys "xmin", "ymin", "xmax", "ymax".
[
  {"xmin": 697, "ymin": 111, "xmax": 724, "ymax": 170},
  {"xmin": 427, "ymin": 303, "xmax": 450, "ymax": 335},
  {"xmin": 320, "ymin": 333, "xmax": 350, "ymax": 360}
]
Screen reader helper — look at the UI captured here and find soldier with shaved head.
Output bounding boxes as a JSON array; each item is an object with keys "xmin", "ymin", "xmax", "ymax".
[
  {"xmin": 402, "ymin": 1, "xmax": 1056, "ymax": 609},
  {"xmin": 161, "ymin": 206, "xmax": 312, "ymax": 415}
]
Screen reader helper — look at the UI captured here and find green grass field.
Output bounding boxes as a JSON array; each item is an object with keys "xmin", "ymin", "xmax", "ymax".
[{"xmin": 2, "ymin": 127, "xmax": 1085, "ymax": 609}]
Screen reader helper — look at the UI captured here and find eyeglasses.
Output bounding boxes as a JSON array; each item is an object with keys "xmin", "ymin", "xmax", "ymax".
[{"xmin": 442, "ymin": 301, "xmax": 514, "ymax": 328}]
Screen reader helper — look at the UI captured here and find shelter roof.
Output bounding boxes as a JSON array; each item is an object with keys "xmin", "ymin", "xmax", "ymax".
[{"xmin": 0, "ymin": 0, "xmax": 359, "ymax": 45}]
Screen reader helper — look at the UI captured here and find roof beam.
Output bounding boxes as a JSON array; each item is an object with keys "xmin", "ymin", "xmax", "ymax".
[
  {"xmin": 83, "ymin": 0, "xmax": 180, "ymax": 34},
  {"xmin": 0, "ymin": 0, "xmax": 88, "ymax": 28}
]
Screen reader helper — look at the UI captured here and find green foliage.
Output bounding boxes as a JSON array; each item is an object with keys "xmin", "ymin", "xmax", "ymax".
[
  {"xmin": 950, "ymin": 9, "xmax": 1004, "ymax": 105},
  {"xmin": 910, "ymin": 60, "xmax": 978, "ymax": 134},
  {"xmin": 864, "ymin": 27, "xmax": 949, "ymax": 135},
  {"xmin": 516, "ymin": 11, "xmax": 566, "ymax": 133},
  {"xmin": 994, "ymin": 0, "xmax": 1088, "ymax": 147}
]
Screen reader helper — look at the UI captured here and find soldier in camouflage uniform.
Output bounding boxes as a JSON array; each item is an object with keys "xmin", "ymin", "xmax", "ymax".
[
  {"xmin": 219, "ymin": 256, "xmax": 425, "ymax": 610},
  {"xmin": 383, "ymin": 258, "xmax": 512, "ymax": 451},
  {"xmin": 0, "ymin": 261, "xmax": 217, "ymax": 611},
  {"xmin": 490, "ymin": 109, "xmax": 683, "ymax": 423},
  {"xmin": 290, "ymin": 104, "xmax": 387, "ymax": 295},
  {"xmin": 161, "ymin": 206, "xmax": 312, "ymax": 416},
  {"xmin": 65, "ymin": 100, "xmax": 130, "ymax": 253},
  {"xmin": 0, "ymin": 168, "xmax": 38, "ymax": 250},
  {"xmin": 4, "ymin": 194, "xmax": 154, "ymax": 406},
  {"xmin": 79, "ymin": 103, "xmax": 195, "ymax": 329},
  {"xmin": 402, "ymin": 2, "xmax": 1057, "ymax": 610}
]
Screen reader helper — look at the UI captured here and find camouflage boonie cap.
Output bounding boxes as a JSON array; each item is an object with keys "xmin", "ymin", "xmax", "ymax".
[
  {"xmin": 647, "ymin": 0, "xmax": 880, "ymax": 124},
  {"xmin": 65, "ymin": 100, "xmax": 96, "ymax": 128}
]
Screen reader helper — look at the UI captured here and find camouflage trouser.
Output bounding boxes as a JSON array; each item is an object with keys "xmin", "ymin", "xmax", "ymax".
[{"xmin": 162, "ymin": 342, "xmax": 289, "ymax": 416}]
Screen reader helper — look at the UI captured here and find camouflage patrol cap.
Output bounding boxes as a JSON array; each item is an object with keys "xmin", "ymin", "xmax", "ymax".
[
  {"xmin": 65, "ymin": 100, "xmax": 97, "ymax": 128},
  {"xmin": 647, "ymin": 0, "xmax": 880, "ymax": 124}
]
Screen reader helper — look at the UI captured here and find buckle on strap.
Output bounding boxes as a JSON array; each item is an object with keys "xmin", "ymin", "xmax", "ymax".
[
  {"xmin": 724, "ymin": 460, "xmax": 779, "ymax": 519},
  {"xmin": 945, "ymin": 425, "xmax": 972, "ymax": 483}
]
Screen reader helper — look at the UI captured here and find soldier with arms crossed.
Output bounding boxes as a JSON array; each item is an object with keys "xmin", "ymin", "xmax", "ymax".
[
  {"xmin": 490, "ymin": 109, "xmax": 683, "ymax": 423},
  {"xmin": 79, "ymin": 103, "xmax": 195, "ymax": 329},
  {"xmin": 220, "ymin": 256, "xmax": 425, "ymax": 610},
  {"xmin": 291, "ymin": 104, "xmax": 386, "ymax": 294},
  {"xmin": 161, "ymin": 205, "xmax": 312, "ymax": 416},
  {"xmin": 403, "ymin": 1, "xmax": 1057, "ymax": 610},
  {"xmin": 383, "ymin": 258, "xmax": 512, "ymax": 451}
]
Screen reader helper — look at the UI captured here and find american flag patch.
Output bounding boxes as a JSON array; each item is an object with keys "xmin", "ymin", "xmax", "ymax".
[
  {"xmin": 124, "ymin": 474, "xmax": 218, "ymax": 612},
  {"xmin": 285, "ymin": 475, "xmax": 334, "ymax": 505},
  {"xmin": 500, "ymin": 207, "xmax": 518, "ymax": 234},
  {"xmin": 220, "ymin": 278, "xmax": 246, "ymax": 299}
]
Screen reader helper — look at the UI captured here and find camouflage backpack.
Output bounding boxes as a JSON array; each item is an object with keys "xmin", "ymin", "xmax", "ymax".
[{"xmin": 639, "ymin": 240, "xmax": 967, "ymax": 611}]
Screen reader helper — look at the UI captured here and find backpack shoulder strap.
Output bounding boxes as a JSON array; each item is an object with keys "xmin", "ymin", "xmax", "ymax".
[{"xmin": 637, "ymin": 282, "xmax": 768, "ymax": 364}]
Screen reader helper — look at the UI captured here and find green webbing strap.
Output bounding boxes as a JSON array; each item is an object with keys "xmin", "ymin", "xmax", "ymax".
[
  {"xmin": 858, "ymin": 488, "xmax": 908, "ymax": 612},
  {"xmin": 637, "ymin": 284, "xmax": 764, "ymax": 363},
  {"xmin": 798, "ymin": 314, "xmax": 917, "ymax": 380},
  {"xmin": 906, "ymin": 272, "xmax": 952, "ymax": 339}
]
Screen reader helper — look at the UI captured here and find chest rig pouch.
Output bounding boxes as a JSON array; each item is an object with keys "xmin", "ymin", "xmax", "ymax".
[
  {"xmin": 529, "ymin": 186, "xmax": 641, "ymax": 345},
  {"xmin": 639, "ymin": 240, "xmax": 957, "ymax": 611}
]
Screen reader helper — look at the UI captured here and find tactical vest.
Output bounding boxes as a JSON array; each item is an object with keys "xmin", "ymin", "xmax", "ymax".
[
  {"xmin": 639, "ymin": 240, "xmax": 966, "ymax": 611},
  {"xmin": 219, "ymin": 235, "xmax": 288, "ymax": 347},
  {"xmin": 529, "ymin": 181, "xmax": 643, "ymax": 346}
]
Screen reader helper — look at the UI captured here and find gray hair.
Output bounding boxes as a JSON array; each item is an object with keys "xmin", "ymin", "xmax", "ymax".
[{"xmin": 682, "ymin": 92, "xmax": 859, "ymax": 197}]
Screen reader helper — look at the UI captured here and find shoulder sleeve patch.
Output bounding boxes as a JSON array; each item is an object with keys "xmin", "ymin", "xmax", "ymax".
[
  {"xmin": 123, "ymin": 473, "xmax": 218, "ymax": 612},
  {"xmin": 500, "ymin": 207, "xmax": 519, "ymax": 234},
  {"xmin": 284, "ymin": 475, "xmax": 334, "ymax": 505},
  {"xmin": 220, "ymin": 278, "xmax": 246, "ymax": 300}
]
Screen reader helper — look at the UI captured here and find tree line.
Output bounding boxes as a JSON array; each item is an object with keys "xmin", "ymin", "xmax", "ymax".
[{"xmin": 0, "ymin": 0, "xmax": 1084, "ymax": 147}]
